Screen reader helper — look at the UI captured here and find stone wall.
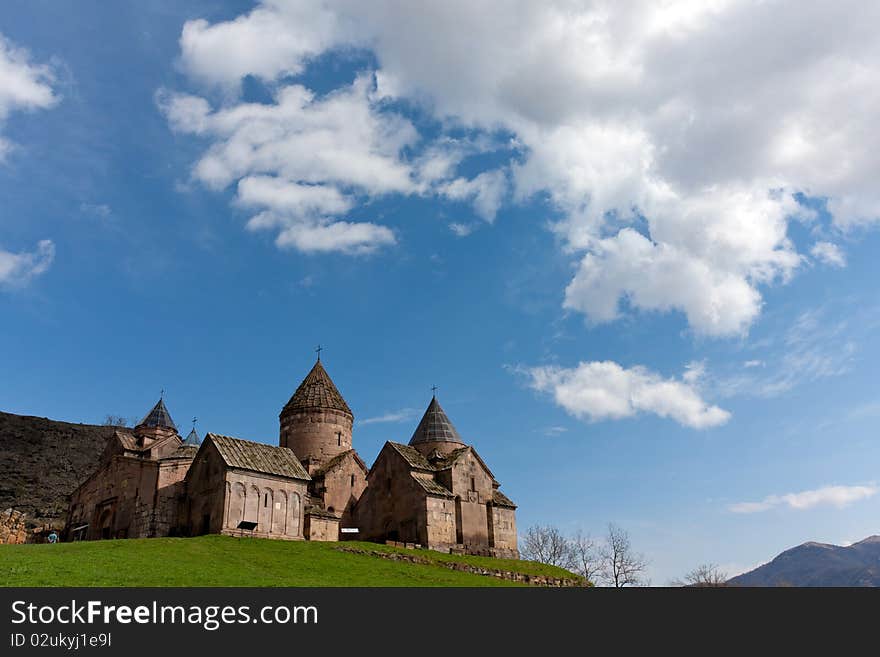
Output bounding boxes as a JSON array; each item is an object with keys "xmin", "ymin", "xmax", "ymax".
[
  {"xmin": 338, "ymin": 546, "xmax": 581, "ymax": 587},
  {"xmin": 280, "ymin": 408, "xmax": 352, "ymax": 470},
  {"xmin": 221, "ymin": 470, "xmax": 307, "ymax": 539},
  {"xmin": 424, "ymin": 495, "xmax": 457, "ymax": 550},
  {"xmin": 488, "ymin": 504, "xmax": 517, "ymax": 556},
  {"xmin": 355, "ymin": 444, "xmax": 429, "ymax": 545},
  {"xmin": 0, "ymin": 508, "xmax": 27, "ymax": 544},
  {"xmin": 65, "ymin": 455, "xmax": 161, "ymax": 540},
  {"xmin": 314, "ymin": 452, "xmax": 366, "ymax": 528},
  {"xmin": 304, "ymin": 513, "xmax": 339, "ymax": 541}
]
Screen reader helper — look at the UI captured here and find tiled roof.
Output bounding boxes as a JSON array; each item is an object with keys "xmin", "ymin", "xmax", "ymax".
[
  {"xmin": 492, "ymin": 489, "xmax": 517, "ymax": 509},
  {"xmin": 312, "ymin": 449, "xmax": 368, "ymax": 476},
  {"xmin": 115, "ymin": 430, "xmax": 141, "ymax": 452},
  {"xmin": 411, "ymin": 474, "xmax": 454, "ymax": 498},
  {"xmin": 409, "ymin": 397, "xmax": 464, "ymax": 446},
  {"xmin": 431, "ymin": 446, "xmax": 470, "ymax": 468},
  {"xmin": 206, "ymin": 433, "xmax": 310, "ymax": 480},
  {"xmin": 282, "ymin": 360, "xmax": 352, "ymax": 416},
  {"xmin": 162, "ymin": 445, "xmax": 199, "ymax": 460},
  {"xmin": 387, "ymin": 442, "xmax": 434, "ymax": 471},
  {"xmin": 431, "ymin": 445, "xmax": 497, "ymax": 484},
  {"xmin": 137, "ymin": 398, "xmax": 176, "ymax": 430}
]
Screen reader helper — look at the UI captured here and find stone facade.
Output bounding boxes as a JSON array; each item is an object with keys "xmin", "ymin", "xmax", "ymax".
[
  {"xmin": 61, "ymin": 359, "xmax": 517, "ymax": 558},
  {"xmin": 355, "ymin": 439, "xmax": 518, "ymax": 558}
]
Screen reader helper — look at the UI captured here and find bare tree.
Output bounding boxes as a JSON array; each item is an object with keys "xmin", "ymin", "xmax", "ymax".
[
  {"xmin": 598, "ymin": 523, "xmax": 648, "ymax": 587},
  {"xmin": 570, "ymin": 530, "xmax": 601, "ymax": 585},
  {"xmin": 102, "ymin": 415, "xmax": 129, "ymax": 427},
  {"xmin": 520, "ymin": 525, "xmax": 574, "ymax": 569},
  {"xmin": 672, "ymin": 563, "xmax": 728, "ymax": 587}
]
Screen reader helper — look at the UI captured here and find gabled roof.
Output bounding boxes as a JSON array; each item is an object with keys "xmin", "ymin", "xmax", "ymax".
[
  {"xmin": 312, "ymin": 449, "xmax": 368, "ymax": 477},
  {"xmin": 115, "ymin": 430, "xmax": 142, "ymax": 452},
  {"xmin": 205, "ymin": 433, "xmax": 310, "ymax": 481},
  {"xmin": 282, "ymin": 360, "xmax": 352, "ymax": 416},
  {"xmin": 183, "ymin": 427, "xmax": 201, "ymax": 446},
  {"xmin": 408, "ymin": 397, "xmax": 464, "ymax": 446},
  {"xmin": 492, "ymin": 489, "xmax": 517, "ymax": 509},
  {"xmin": 432, "ymin": 445, "xmax": 497, "ymax": 483},
  {"xmin": 411, "ymin": 474, "xmax": 455, "ymax": 498},
  {"xmin": 162, "ymin": 444, "xmax": 199, "ymax": 461},
  {"xmin": 137, "ymin": 398, "xmax": 177, "ymax": 430},
  {"xmin": 387, "ymin": 442, "xmax": 434, "ymax": 471},
  {"xmin": 114, "ymin": 429, "xmax": 182, "ymax": 457}
]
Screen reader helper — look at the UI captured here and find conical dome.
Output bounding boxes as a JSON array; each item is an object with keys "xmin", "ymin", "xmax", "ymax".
[
  {"xmin": 137, "ymin": 398, "xmax": 176, "ymax": 430},
  {"xmin": 409, "ymin": 397, "xmax": 464, "ymax": 446},
  {"xmin": 183, "ymin": 427, "xmax": 201, "ymax": 446},
  {"xmin": 282, "ymin": 360, "xmax": 352, "ymax": 416}
]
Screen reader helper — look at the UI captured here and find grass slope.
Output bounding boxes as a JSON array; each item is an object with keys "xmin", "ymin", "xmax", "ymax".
[{"xmin": 0, "ymin": 535, "xmax": 578, "ymax": 587}]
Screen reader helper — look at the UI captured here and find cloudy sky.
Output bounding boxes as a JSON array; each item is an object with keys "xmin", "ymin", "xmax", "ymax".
[{"xmin": 2, "ymin": 0, "xmax": 880, "ymax": 582}]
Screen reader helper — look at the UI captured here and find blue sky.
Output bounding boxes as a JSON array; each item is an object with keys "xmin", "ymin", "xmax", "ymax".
[{"xmin": 2, "ymin": 1, "xmax": 880, "ymax": 583}]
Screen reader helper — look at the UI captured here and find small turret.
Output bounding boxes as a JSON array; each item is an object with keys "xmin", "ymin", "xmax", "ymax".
[
  {"xmin": 183, "ymin": 427, "xmax": 201, "ymax": 446},
  {"xmin": 408, "ymin": 394, "xmax": 466, "ymax": 458},
  {"xmin": 134, "ymin": 397, "xmax": 178, "ymax": 443}
]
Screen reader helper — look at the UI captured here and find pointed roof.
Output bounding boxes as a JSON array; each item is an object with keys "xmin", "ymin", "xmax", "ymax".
[
  {"xmin": 183, "ymin": 427, "xmax": 201, "ymax": 446},
  {"xmin": 408, "ymin": 396, "xmax": 464, "ymax": 446},
  {"xmin": 282, "ymin": 359, "xmax": 352, "ymax": 416},
  {"xmin": 137, "ymin": 398, "xmax": 176, "ymax": 430}
]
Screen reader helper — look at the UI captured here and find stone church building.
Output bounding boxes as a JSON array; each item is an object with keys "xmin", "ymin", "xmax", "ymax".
[{"xmin": 64, "ymin": 358, "xmax": 518, "ymax": 558}]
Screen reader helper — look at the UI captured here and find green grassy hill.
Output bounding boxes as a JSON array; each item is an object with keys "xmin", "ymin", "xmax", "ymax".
[{"xmin": 0, "ymin": 535, "xmax": 582, "ymax": 587}]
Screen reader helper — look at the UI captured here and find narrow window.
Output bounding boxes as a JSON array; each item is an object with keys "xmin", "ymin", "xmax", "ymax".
[
  {"xmin": 470, "ymin": 477, "xmax": 476, "ymax": 492},
  {"xmin": 264, "ymin": 493, "xmax": 268, "ymax": 507},
  {"xmin": 337, "ymin": 432, "xmax": 342, "ymax": 446},
  {"xmin": 350, "ymin": 474, "xmax": 355, "ymax": 487}
]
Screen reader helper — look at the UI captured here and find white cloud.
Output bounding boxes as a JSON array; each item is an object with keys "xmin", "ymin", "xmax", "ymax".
[
  {"xmin": 729, "ymin": 484, "xmax": 877, "ymax": 513},
  {"xmin": 358, "ymin": 408, "xmax": 419, "ymax": 426},
  {"xmin": 448, "ymin": 222, "xmax": 475, "ymax": 238},
  {"xmin": 439, "ymin": 170, "xmax": 507, "ymax": 222},
  {"xmin": 268, "ymin": 219, "xmax": 395, "ymax": 254},
  {"xmin": 0, "ymin": 240, "xmax": 55, "ymax": 287},
  {"xmin": 743, "ymin": 360, "xmax": 764, "ymax": 368},
  {"xmin": 0, "ymin": 33, "xmax": 57, "ymax": 160},
  {"xmin": 158, "ymin": 76, "xmax": 413, "ymax": 254},
  {"xmin": 542, "ymin": 426, "xmax": 568, "ymax": 437},
  {"xmin": 171, "ymin": 1, "xmax": 880, "ymax": 325},
  {"xmin": 178, "ymin": 2, "xmax": 341, "ymax": 87},
  {"xmin": 810, "ymin": 241, "xmax": 846, "ymax": 268},
  {"xmin": 525, "ymin": 360, "xmax": 730, "ymax": 429}
]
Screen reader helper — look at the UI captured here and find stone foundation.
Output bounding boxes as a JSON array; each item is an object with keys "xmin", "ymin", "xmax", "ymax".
[{"xmin": 339, "ymin": 546, "xmax": 581, "ymax": 587}]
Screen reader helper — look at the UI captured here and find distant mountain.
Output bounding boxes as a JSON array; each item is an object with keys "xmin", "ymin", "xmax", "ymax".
[
  {"xmin": 728, "ymin": 536, "xmax": 880, "ymax": 587},
  {"xmin": 0, "ymin": 411, "xmax": 114, "ymax": 527}
]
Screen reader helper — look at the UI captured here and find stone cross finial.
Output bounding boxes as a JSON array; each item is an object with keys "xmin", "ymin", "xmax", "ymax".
[
  {"xmin": 192, "ymin": 416, "xmax": 197, "ymax": 429},
  {"xmin": 315, "ymin": 344, "xmax": 323, "ymax": 360},
  {"xmin": 431, "ymin": 384, "xmax": 438, "ymax": 397}
]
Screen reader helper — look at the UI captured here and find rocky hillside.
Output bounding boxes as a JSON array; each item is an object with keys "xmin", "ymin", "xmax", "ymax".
[
  {"xmin": 0, "ymin": 411, "xmax": 114, "ymax": 527},
  {"xmin": 728, "ymin": 536, "xmax": 880, "ymax": 586}
]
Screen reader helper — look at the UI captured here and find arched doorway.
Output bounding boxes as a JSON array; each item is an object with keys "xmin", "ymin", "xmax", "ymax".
[{"xmin": 98, "ymin": 508, "xmax": 114, "ymax": 540}]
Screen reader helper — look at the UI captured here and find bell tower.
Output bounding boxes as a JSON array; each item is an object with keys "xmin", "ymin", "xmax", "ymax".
[{"xmin": 279, "ymin": 354, "xmax": 353, "ymax": 475}]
